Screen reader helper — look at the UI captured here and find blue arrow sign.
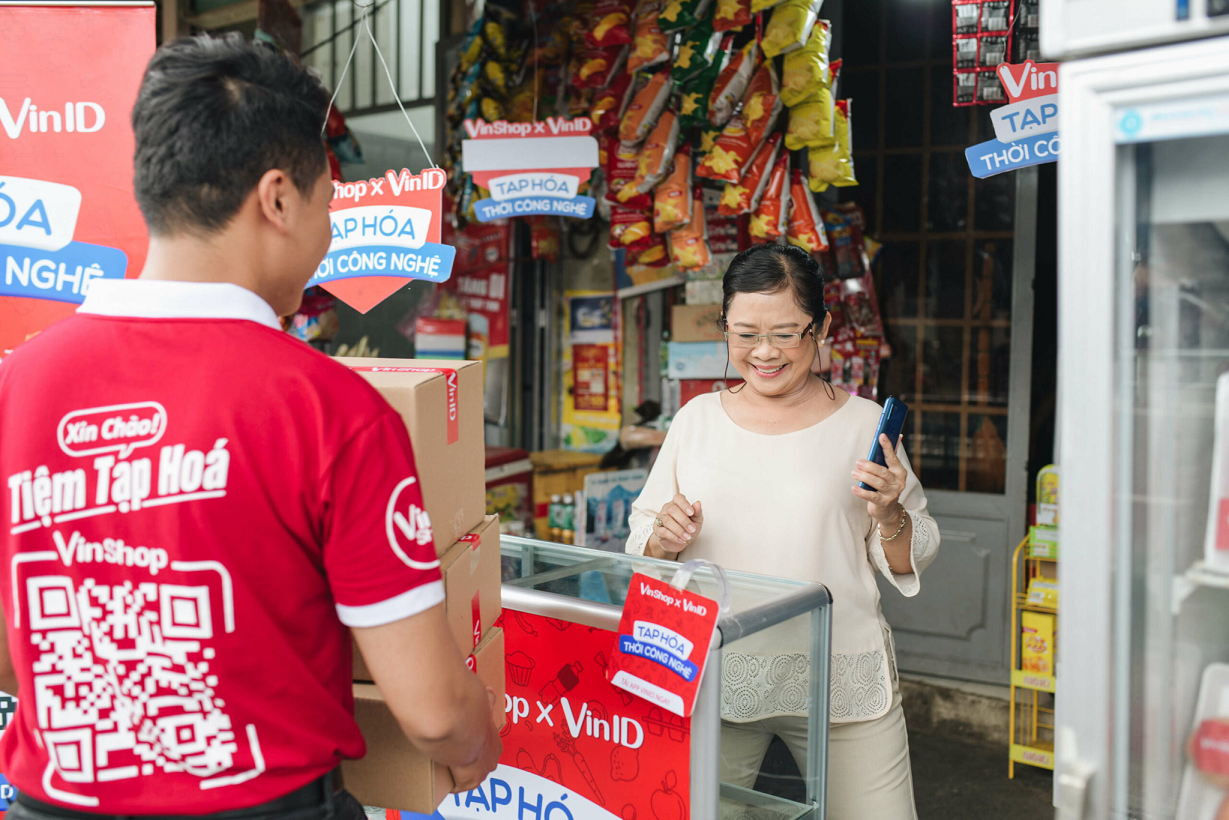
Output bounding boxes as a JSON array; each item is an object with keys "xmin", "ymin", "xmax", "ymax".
[{"xmin": 966, "ymin": 131, "xmax": 1061, "ymax": 178}]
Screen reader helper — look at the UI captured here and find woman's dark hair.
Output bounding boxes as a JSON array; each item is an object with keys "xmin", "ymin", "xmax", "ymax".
[{"xmin": 721, "ymin": 243, "xmax": 828, "ymax": 326}]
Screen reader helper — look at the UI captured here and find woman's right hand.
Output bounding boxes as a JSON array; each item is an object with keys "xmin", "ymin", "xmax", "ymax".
[{"xmin": 648, "ymin": 494, "xmax": 703, "ymax": 557}]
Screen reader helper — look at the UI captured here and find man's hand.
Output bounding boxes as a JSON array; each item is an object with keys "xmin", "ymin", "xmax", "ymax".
[{"xmin": 449, "ymin": 689, "xmax": 503, "ymax": 793}]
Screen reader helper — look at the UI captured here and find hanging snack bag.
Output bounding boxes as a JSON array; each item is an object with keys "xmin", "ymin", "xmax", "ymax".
[
  {"xmin": 672, "ymin": 19, "xmax": 723, "ymax": 84},
  {"xmin": 638, "ymin": 109, "xmax": 681, "ymax": 193},
  {"xmin": 713, "ymin": 0, "xmax": 752, "ymax": 31},
  {"xmin": 630, "ymin": 233, "xmax": 671, "ymax": 266},
  {"xmin": 761, "ymin": 0, "xmax": 823, "ymax": 57},
  {"xmin": 697, "ymin": 111, "xmax": 754, "ymax": 182},
  {"xmin": 708, "ymin": 40, "xmax": 759, "ymax": 128},
  {"xmin": 619, "ymin": 69, "xmax": 674, "ymax": 144},
  {"xmin": 606, "ymin": 139, "xmax": 654, "ymax": 209},
  {"xmin": 654, "ymin": 143, "xmax": 693, "ymax": 233},
  {"xmin": 628, "ymin": 0, "xmax": 672, "ymax": 73},
  {"xmin": 586, "ymin": 0, "xmax": 635, "ymax": 48},
  {"xmin": 658, "ymin": 0, "xmax": 712, "ymax": 32},
  {"xmin": 750, "ymin": 0, "xmax": 783, "ymax": 13},
  {"xmin": 786, "ymin": 169, "xmax": 829, "ymax": 253},
  {"xmin": 749, "ymin": 150, "xmax": 791, "ymax": 241},
  {"xmin": 840, "ymin": 269, "xmax": 885, "ymax": 338},
  {"xmin": 781, "ymin": 19, "xmax": 831, "ymax": 106},
  {"xmin": 699, "ymin": 123, "xmax": 723, "ymax": 154},
  {"xmin": 808, "ymin": 99, "xmax": 856, "ymax": 191},
  {"xmin": 784, "ymin": 59, "xmax": 839, "ymax": 150},
  {"xmin": 669, "ymin": 185, "xmax": 713, "ymax": 270},
  {"xmin": 740, "ymin": 60, "xmax": 782, "ymax": 148},
  {"xmin": 679, "ymin": 34, "xmax": 731, "ymax": 129},
  {"xmin": 576, "ymin": 45, "xmax": 628, "ymax": 89},
  {"xmin": 610, "ymin": 202, "xmax": 654, "ymax": 248},
  {"xmin": 719, "ymin": 132, "xmax": 780, "ymax": 215},
  {"xmin": 591, "ymin": 71, "xmax": 635, "ymax": 131}
]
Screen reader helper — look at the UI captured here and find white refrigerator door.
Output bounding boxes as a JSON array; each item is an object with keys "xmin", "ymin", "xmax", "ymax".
[
  {"xmin": 1059, "ymin": 37, "xmax": 1229, "ymax": 820},
  {"xmin": 1041, "ymin": 0, "xmax": 1229, "ymax": 59}
]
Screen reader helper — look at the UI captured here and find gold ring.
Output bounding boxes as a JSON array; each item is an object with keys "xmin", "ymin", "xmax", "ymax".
[{"xmin": 654, "ymin": 515, "xmax": 664, "ymax": 529}]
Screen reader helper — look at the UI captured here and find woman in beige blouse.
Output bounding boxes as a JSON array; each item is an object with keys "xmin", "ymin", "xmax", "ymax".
[{"xmin": 627, "ymin": 244, "xmax": 940, "ymax": 819}]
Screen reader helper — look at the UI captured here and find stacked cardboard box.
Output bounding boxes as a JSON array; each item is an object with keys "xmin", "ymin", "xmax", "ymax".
[{"xmin": 337, "ymin": 358, "xmax": 506, "ymax": 815}]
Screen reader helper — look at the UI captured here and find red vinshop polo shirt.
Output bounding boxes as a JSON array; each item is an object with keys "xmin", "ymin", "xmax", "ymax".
[{"xmin": 0, "ymin": 280, "xmax": 444, "ymax": 812}]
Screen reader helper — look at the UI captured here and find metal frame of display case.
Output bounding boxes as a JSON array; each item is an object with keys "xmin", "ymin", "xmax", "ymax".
[{"xmin": 499, "ymin": 536, "xmax": 834, "ymax": 820}]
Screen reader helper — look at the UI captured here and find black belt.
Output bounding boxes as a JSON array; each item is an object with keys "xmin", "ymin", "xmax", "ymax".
[{"xmin": 15, "ymin": 768, "xmax": 343, "ymax": 820}]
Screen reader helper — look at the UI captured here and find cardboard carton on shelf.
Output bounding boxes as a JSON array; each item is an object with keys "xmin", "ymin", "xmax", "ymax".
[
  {"xmin": 337, "ymin": 357, "xmax": 485, "ymax": 550},
  {"xmin": 667, "ymin": 341, "xmax": 731, "ymax": 379},
  {"xmin": 671, "ymin": 304, "xmax": 725, "ymax": 343},
  {"xmin": 529, "ymin": 450, "xmax": 607, "ymax": 540},
  {"xmin": 343, "ymin": 628, "xmax": 507, "ymax": 814}
]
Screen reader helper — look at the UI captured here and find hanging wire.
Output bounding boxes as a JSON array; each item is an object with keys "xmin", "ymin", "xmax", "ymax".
[
  {"xmin": 320, "ymin": 0, "xmax": 438, "ymax": 171},
  {"xmin": 529, "ymin": 1, "xmax": 539, "ymax": 123}
]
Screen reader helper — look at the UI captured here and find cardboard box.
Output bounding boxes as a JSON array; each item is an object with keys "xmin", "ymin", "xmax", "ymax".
[
  {"xmin": 667, "ymin": 341, "xmax": 730, "ymax": 379},
  {"xmin": 678, "ymin": 378, "xmax": 743, "ymax": 408},
  {"xmin": 470, "ymin": 626, "xmax": 506, "ymax": 730},
  {"xmin": 671, "ymin": 304, "xmax": 725, "ymax": 342},
  {"xmin": 529, "ymin": 450, "xmax": 606, "ymax": 539},
  {"xmin": 337, "ymin": 357, "xmax": 485, "ymax": 550},
  {"xmin": 441, "ymin": 515, "xmax": 502, "ymax": 654},
  {"xmin": 685, "ymin": 279, "xmax": 723, "ymax": 306},
  {"xmin": 344, "ymin": 684, "xmax": 454, "ymax": 814}
]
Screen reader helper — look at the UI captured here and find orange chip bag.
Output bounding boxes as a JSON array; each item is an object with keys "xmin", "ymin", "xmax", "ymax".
[
  {"xmin": 709, "ymin": 40, "xmax": 758, "ymax": 127},
  {"xmin": 781, "ymin": 19, "xmax": 831, "ymax": 106},
  {"xmin": 592, "ymin": 72, "xmax": 634, "ymax": 131},
  {"xmin": 610, "ymin": 202, "xmax": 654, "ymax": 248},
  {"xmin": 719, "ymin": 132, "xmax": 780, "ymax": 215},
  {"xmin": 619, "ymin": 69, "xmax": 674, "ymax": 144},
  {"xmin": 761, "ymin": 0, "xmax": 823, "ymax": 57},
  {"xmin": 740, "ymin": 61, "xmax": 782, "ymax": 148},
  {"xmin": 629, "ymin": 232, "xmax": 670, "ymax": 267},
  {"xmin": 586, "ymin": 0, "xmax": 635, "ymax": 48},
  {"xmin": 787, "ymin": 168, "xmax": 829, "ymax": 252},
  {"xmin": 669, "ymin": 185, "xmax": 712, "ymax": 270},
  {"xmin": 637, "ymin": 109, "xmax": 681, "ymax": 193},
  {"xmin": 628, "ymin": 0, "xmax": 671, "ymax": 73},
  {"xmin": 654, "ymin": 143, "xmax": 693, "ymax": 233},
  {"xmin": 749, "ymin": 150, "xmax": 791, "ymax": 241},
  {"xmin": 809, "ymin": 99, "xmax": 857, "ymax": 191},
  {"xmin": 713, "ymin": 0, "xmax": 752, "ymax": 31},
  {"xmin": 576, "ymin": 45, "xmax": 628, "ymax": 89},
  {"xmin": 696, "ymin": 111, "xmax": 755, "ymax": 182},
  {"xmin": 606, "ymin": 138, "xmax": 654, "ymax": 209}
]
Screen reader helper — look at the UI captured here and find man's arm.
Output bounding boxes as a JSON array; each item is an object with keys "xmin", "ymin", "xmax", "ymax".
[{"xmin": 352, "ymin": 604, "xmax": 500, "ymax": 791}]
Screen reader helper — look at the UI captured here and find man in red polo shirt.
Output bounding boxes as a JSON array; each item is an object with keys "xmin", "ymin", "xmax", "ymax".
[{"xmin": 0, "ymin": 34, "xmax": 500, "ymax": 818}]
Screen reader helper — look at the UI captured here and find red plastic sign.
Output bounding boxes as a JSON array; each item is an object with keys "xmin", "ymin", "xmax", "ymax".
[
  {"xmin": 606, "ymin": 573, "xmax": 718, "ymax": 718},
  {"xmin": 997, "ymin": 60, "xmax": 1060, "ymax": 103}
]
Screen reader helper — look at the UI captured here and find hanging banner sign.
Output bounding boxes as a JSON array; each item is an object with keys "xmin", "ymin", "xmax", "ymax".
[
  {"xmin": 461, "ymin": 117, "xmax": 599, "ymax": 223},
  {"xmin": 0, "ymin": 5, "xmax": 154, "ymax": 356},
  {"xmin": 966, "ymin": 61, "xmax": 1061, "ymax": 178},
  {"xmin": 606, "ymin": 574, "xmax": 718, "ymax": 718},
  {"xmin": 308, "ymin": 167, "xmax": 454, "ymax": 314}
]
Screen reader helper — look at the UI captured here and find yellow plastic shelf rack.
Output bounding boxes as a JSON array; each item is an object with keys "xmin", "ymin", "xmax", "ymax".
[{"xmin": 1009, "ymin": 534, "xmax": 1057, "ymax": 777}]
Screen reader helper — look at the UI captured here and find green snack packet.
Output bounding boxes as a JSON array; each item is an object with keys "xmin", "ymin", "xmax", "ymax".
[
  {"xmin": 678, "ymin": 35, "xmax": 730, "ymax": 130},
  {"xmin": 658, "ymin": 0, "xmax": 712, "ymax": 32},
  {"xmin": 671, "ymin": 18, "xmax": 722, "ymax": 85}
]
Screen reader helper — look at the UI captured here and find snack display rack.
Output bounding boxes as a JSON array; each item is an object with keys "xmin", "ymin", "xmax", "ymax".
[{"xmin": 1008, "ymin": 531, "xmax": 1058, "ymax": 775}]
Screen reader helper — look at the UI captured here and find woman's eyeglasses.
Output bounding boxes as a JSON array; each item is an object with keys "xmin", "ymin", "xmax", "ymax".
[{"xmin": 723, "ymin": 321, "xmax": 815, "ymax": 349}]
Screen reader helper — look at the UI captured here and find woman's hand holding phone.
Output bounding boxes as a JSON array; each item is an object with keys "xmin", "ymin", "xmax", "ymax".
[
  {"xmin": 649, "ymin": 493, "xmax": 704, "ymax": 557},
  {"xmin": 852, "ymin": 434, "xmax": 908, "ymax": 525}
]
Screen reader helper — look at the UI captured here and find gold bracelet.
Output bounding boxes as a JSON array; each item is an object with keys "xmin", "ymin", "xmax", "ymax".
[{"xmin": 879, "ymin": 512, "xmax": 908, "ymax": 542}]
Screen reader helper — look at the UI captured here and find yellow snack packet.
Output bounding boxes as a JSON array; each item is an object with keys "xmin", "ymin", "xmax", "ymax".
[
  {"xmin": 808, "ymin": 99, "xmax": 857, "ymax": 192},
  {"xmin": 781, "ymin": 20, "xmax": 831, "ymax": 107},
  {"xmin": 761, "ymin": 0, "xmax": 823, "ymax": 58}
]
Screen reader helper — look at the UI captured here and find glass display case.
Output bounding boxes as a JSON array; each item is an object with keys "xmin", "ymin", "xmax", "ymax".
[{"xmin": 495, "ymin": 537, "xmax": 833, "ymax": 820}]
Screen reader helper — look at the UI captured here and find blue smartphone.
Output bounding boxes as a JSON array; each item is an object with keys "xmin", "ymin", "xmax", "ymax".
[{"xmin": 859, "ymin": 397, "xmax": 908, "ymax": 490}]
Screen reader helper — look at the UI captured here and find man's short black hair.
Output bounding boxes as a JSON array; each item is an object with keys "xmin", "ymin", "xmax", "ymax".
[{"xmin": 132, "ymin": 33, "xmax": 330, "ymax": 235}]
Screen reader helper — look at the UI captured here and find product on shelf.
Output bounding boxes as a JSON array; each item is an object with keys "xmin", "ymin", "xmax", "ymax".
[
  {"xmin": 669, "ymin": 185, "xmax": 713, "ymax": 270},
  {"xmin": 1020, "ymin": 611, "xmax": 1055, "ymax": 676},
  {"xmin": 808, "ymin": 99, "xmax": 857, "ymax": 190},
  {"xmin": 1178, "ymin": 664, "xmax": 1229, "ymax": 819},
  {"xmin": 786, "ymin": 168, "xmax": 829, "ymax": 253},
  {"xmin": 655, "ymin": 143, "xmax": 694, "ymax": 233},
  {"xmin": 713, "ymin": 0, "xmax": 752, "ymax": 30},
  {"xmin": 619, "ymin": 68, "xmax": 674, "ymax": 144},
  {"xmin": 749, "ymin": 149, "xmax": 791, "ymax": 241},
  {"xmin": 659, "ymin": 0, "xmax": 713, "ymax": 32},
  {"xmin": 708, "ymin": 40, "xmax": 759, "ymax": 128},
  {"xmin": 761, "ymin": 0, "xmax": 824, "ymax": 57},
  {"xmin": 628, "ymin": 0, "xmax": 671, "ymax": 72},
  {"xmin": 781, "ymin": 19, "xmax": 831, "ymax": 107}
]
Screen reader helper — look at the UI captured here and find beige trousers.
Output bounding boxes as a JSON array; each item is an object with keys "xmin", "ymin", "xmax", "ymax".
[{"xmin": 719, "ymin": 690, "xmax": 918, "ymax": 820}]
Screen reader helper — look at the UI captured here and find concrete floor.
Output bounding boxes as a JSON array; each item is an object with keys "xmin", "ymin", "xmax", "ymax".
[{"xmin": 753, "ymin": 729, "xmax": 1054, "ymax": 819}]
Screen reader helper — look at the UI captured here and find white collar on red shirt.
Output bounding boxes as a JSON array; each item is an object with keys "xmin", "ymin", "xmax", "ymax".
[{"xmin": 78, "ymin": 278, "xmax": 282, "ymax": 330}]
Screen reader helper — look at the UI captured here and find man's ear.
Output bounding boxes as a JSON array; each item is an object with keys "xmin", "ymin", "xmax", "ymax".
[{"xmin": 256, "ymin": 168, "xmax": 293, "ymax": 234}]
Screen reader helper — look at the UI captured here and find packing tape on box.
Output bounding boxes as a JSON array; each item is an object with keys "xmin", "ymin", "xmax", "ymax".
[{"xmin": 349, "ymin": 366, "xmax": 459, "ymax": 443}]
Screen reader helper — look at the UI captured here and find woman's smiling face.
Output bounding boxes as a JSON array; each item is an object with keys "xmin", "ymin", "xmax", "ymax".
[{"xmin": 724, "ymin": 289, "xmax": 826, "ymax": 398}]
